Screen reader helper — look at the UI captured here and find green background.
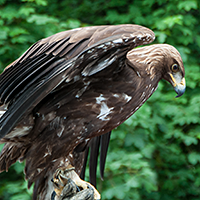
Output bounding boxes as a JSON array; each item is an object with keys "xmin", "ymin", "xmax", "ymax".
[{"xmin": 0, "ymin": 0, "xmax": 200, "ymax": 199}]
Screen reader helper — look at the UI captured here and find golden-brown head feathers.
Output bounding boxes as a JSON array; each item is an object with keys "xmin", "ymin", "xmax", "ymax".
[{"xmin": 127, "ymin": 44, "xmax": 185, "ymax": 96}]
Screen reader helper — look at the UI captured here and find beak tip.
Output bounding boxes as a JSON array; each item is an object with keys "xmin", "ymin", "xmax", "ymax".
[
  {"xmin": 175, "ymin": 94, "xmax": 183, "ymax": 98},
  {"xmin": 170, "ymin": 75, "xmax": 186, "ymax": 98},
  {"xmin": 175, "ymin": 87, "xmax": 186, "ymax": 98}
]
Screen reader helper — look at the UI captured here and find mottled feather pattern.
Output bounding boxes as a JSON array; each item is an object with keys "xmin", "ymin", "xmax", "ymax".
[
  {"xmin": 0, "ymin": 25, "xmax": 155, "ymax": 140},
  {"xmin": 0, "ymin": 24, "xmax": 185, "ymax": 200}
]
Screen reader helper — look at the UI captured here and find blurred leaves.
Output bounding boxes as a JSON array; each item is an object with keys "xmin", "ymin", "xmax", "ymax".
[
  {"xmin": 27, "ymin": 14, "xmax": 59, "ymax": 25},
  {"xmin": 178, "ymin": 1, "xmax": 198, "ymax": 11},
  {"xmin": 0, "ymin": 0, "xmax": 200, "ymax": 200}
]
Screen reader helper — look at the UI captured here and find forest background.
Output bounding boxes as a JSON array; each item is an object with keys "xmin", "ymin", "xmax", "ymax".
[{"xmin": 0, "ymin": 0, "xmax": 200, "ymax": 199}]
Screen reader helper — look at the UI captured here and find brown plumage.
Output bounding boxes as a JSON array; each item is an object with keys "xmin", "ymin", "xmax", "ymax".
[{"xmin": 0, "ymin": 24, "xmax": 185, "ymax": 199}]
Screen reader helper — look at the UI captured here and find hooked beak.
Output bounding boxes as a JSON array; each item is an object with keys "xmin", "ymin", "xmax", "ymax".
[{"xmin": 169, "ymin": 73, "xmax": 186, "ymax": 98}]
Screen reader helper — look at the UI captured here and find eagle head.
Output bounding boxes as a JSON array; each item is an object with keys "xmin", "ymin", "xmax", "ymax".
[{"xmin": 126, "ymin": 44, "xmax": 186, "ymax": 97}]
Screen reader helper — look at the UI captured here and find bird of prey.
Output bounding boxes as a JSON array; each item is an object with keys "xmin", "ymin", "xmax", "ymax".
[{"xmin": 0, "ymin": 24, "xmax": 186, "ymax": 199}]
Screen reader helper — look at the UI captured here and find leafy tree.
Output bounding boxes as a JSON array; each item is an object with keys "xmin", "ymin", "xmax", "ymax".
[{"xmin": 0, "ymin": 0, "xmax": 200, "ymax": 199}]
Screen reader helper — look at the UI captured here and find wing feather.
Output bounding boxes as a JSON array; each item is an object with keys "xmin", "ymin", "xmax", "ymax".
[
  {"xmin": 0, "ymin": 58, "xmax": 71, "ymax": 138},
  {"xmin": 0, "ymin": 24, "xmax": 155, "ymax": 139},
  {"xmin": 2, "ymin": 55, "xmax": 57, "ymax": 103}
]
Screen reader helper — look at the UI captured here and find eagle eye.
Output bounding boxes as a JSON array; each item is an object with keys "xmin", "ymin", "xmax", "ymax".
[{"xmin": 171, "ymin": 64, "xmax": 179, "ymax": 73}]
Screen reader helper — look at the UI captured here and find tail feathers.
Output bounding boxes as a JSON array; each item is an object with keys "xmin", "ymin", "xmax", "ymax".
[{"xmin": 0, "ymin": 143, "xmax": 27, "ymax": 172}]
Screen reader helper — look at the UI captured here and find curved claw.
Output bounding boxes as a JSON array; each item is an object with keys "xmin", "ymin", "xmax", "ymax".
[
  {"xmin": 51, "ymin": 191, "xmax": 56, "ymax": 200},
  {"xmin": 52, "ymin": 166, "xmax": 101, "ymax": 199}
]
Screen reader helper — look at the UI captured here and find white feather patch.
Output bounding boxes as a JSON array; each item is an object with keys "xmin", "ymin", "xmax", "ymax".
[
  {"xmin": 4, "ymin": 126, "xmax": 32, "ymax": 139},
  {"xmin": 97, "ymin": 102, "xmax": 114, "ymax": 121},
  {"xmin": 122, "ymin": 93, "xmax": 132, "ymax": 102},
  {"xmin": 0, "ymin": 110, "xmax": 6, "ymax": 118},
  {"xmin": 96, "ymin": 94, "xmax": 114, "ymax": 121}
]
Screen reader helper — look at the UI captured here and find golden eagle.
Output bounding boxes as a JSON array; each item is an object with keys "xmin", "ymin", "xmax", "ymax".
[{"xmin": 0, "ymin": 24, "xmax": 185, "ymax": 199}]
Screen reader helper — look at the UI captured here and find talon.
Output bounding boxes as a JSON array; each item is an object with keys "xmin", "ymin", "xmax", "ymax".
[
  {"xmin": 76, "ymin": 185, "xmax": 81, "ymax": 192},
  {"xmin": 73, "ymin": 178, "xmax": 101, "ymax": 199},
  {"xmin": 52, "ymin": 166, "xmax": 101, "ymax": 199},
  {"xmin": 51, "ymin": 191, "xmax": 56, "ymax": 200}
]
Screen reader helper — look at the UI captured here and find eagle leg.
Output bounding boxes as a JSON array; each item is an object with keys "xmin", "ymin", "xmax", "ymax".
[{"xmin": 52, "ymin": 165, "xmax": 101, "ymax": 200}]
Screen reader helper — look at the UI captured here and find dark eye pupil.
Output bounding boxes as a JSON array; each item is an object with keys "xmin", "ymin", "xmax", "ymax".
[
  {"xmin": 172, "ymin": 64, "xmax": 179, "ymax": 72},
  {"xmin": 173, "ymin": 65, "xmax": 178, "ymax": 70}
]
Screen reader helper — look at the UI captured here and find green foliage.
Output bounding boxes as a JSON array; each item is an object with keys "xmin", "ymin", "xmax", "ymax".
[
  {"xmin": 0, "ymin": 144, "xmax": 32, "ymax": 200},
  {"xmin": 0, "ymin": 0, "xmax": 200, "ymax": 200}
]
